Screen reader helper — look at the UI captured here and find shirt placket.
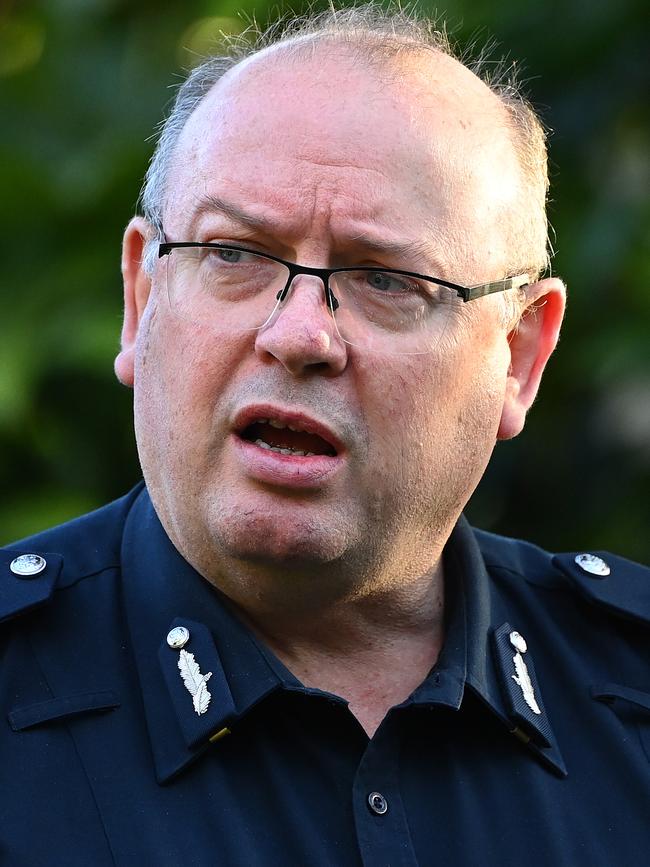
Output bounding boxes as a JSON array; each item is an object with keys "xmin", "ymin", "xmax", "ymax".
[{"xmin": 352, "ymin": 714, "xmax": 419, "ymax": 867}]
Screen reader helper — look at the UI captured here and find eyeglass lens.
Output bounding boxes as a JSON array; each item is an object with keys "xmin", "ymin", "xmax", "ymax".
[{"xmin": 163, "ymin": 245, "xmax": 456, "ymax": 355}]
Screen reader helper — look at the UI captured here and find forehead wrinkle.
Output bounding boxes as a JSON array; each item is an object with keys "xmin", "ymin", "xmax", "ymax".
[{"xmin": 291, "ymin": 150, "xmax": 391, "ymax": 176}]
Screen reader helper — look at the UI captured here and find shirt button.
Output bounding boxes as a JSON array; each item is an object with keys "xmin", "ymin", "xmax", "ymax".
[
  {"xmin": 574, "ymin": 553, "xmax": 611, "ymax": 577},
  {"xmin": 10, "ymin": 554, "xmax": 47, "ymax": 577},
  {"xmin": 166, "ymin": 626, "xmax": 190, "ymax": 649},
  {"xmin": 367, "ymin": 791, "xmax": 389, "ymax": 815}
]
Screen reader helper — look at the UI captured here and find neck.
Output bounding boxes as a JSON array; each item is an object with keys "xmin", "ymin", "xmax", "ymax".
[{"xmin": 229, "ymin": 560, "xmax": 446, "ymax": 737}]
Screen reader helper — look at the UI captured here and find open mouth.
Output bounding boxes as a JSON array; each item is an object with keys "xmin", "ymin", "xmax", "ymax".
[{"xmin": 239, "ymin": 418, "xmax": 338, "ymax": 457}]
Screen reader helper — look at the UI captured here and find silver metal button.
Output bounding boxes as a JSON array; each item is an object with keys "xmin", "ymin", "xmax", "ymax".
[
  {"xmin": 509, "ymin": 630, "xmax": 528, "ymax": 654},
  {"xmin": 166, "ymin": 626, "xmax": 190, "ymax": 649},
  {"xmin": 574, "ymin": 553, "xmax": 610, "ymax": 577},
  {"xmin": 367, "ymin": 792, "xmax": 388, "ymax": 815},
  {"xmin": 10, "ymin": 554, "xmax": 47, "ymax": 577}
]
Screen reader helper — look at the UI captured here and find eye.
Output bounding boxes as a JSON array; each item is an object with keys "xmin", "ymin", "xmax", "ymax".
[
  {"xmin": 217, "ymin": 247, "xmax": 242, "ymax": 263},
  {"xmin": 365, "ymin": 271, "xmax": 418, "ymax": 293},
  {"xmin": 207, "ymin": 246, "xmax": 258, "ymax": 265}
]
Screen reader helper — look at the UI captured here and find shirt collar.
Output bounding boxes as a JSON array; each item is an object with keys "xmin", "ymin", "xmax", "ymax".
[
  {"xmin": 412, "ymin": 515, "xmax": 566, "ymax": 777},
  {"xmin": 121, "ymin": 489, "xmax": 565, "ymax": 782},
  {"xmin": 121, "ymin": 489, "xmax": 288, "ymax": 783}
]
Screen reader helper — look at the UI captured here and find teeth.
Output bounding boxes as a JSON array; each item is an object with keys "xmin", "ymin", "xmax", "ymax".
[
  {"xmin": 254, "ymin": 417, "xmax": 307, "ymax": 434},
  {"xmin": 263, "ymin": 418, "xmax": 308, "ymax": 433},
  {"xmin": 268, "ymin": 419, "xmax": 303, "ymax": 433},
  {"xmin": 254, "ymin": 438, "xmax": 311, "ymax": 457}
]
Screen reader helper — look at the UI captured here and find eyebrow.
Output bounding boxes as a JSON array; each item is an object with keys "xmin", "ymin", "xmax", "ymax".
[
  {"xmin": 348, "ymin": 233, "xmax": 441, "ymax": 267},
  {"xmin": 187, "ymin": 194, "xmax": 448, "ymax": 275},
  {"xmin": 189, "ymin": 195, "xmax": 277, "ymax": 234}
]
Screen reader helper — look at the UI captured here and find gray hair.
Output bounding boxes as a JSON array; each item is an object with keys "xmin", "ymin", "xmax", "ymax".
[{"xmin": 140, "ymin": 4, "xmax": 551, "ymax": 284}]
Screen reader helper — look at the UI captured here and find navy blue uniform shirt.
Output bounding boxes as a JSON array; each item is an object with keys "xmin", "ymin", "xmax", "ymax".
[{"xmin": 1, "ymin": 484, "xmax": 649, "ymax": 866}]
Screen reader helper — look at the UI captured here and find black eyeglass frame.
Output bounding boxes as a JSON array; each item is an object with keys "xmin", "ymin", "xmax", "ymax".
[{"xmin": 158, "ymin": 241, "xmax": 530, "ymax": 306}]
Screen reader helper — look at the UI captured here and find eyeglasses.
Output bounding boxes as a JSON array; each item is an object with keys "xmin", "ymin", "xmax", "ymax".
[{"xmin": 158, "ymin": 242, "xmax": 529, "ymax": 355}]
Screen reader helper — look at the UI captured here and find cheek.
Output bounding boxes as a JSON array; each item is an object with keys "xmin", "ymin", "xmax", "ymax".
[
  {"xmin": 370, "ymin": 352, "xmax": 457, "ymax": 437},
  {"xmin": 133, "ymin": 305, "xmax": 237, "ymax": 464},
  {"xmin": 440, "ymin": 338, "xmax": 511, "ymax": 475},
  {"xmin": 363, "ymin": 329, "xmax": 509, "ymax": 483},
  {"xmin": 357, "ymin": 359, "xmax": 447, "ymax": 496}
]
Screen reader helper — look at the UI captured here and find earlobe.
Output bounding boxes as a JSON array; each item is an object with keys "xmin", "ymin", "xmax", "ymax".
[
  {"xmin": 114, "ymin": 217, "xmax": 154, "ymax": 388},
  {"xmin": 497, "ymin": 277, "xmax": 566, "ymax": 440}
]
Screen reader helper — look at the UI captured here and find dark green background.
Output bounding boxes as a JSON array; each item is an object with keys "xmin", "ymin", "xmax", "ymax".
[{"xmin": 1, "ymin": 0, "xmax": 648, "ymax": 560}]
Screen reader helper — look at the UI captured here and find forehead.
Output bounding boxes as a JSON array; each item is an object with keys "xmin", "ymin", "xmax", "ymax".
[{"xmin": 166, "ymin": 45, "xmax": 520, "ymax": 272}]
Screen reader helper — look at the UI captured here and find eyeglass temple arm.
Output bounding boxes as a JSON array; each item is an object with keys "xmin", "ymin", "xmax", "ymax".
[{"xmin": 462, "ymin": 274, "xmax": 530, "ymax": 302}]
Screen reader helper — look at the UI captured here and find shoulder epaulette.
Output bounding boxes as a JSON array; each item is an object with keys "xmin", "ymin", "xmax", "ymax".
[
  {"xmin": 553, "ymin": 550, "xmax": 650, "ymax": 626},
  {"xmin": 0, "ymin": 550, "xmax": 63, "ymax": 624}
]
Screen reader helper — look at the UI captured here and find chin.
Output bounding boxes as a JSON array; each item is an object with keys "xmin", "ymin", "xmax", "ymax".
[{"xmin": 207, "ymin": 504, "xmax": 352, "ymax": 568}]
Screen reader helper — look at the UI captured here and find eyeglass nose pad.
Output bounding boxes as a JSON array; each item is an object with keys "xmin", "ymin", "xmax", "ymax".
[
  {"xmin": 326, "ymin": 287, "xmax": 340, "ymax": 312},
  {"xmin": 274, "ymin": 276, "xmax": 340, "ymax": 313}
]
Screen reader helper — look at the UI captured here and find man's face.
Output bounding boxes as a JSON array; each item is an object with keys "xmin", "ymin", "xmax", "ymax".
[{"xmin": 120, "ymin": 47, "xmax": 546, "ymax": 604}]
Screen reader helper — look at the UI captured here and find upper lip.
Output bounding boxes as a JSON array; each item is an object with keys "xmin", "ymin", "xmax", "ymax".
[{"xmin": 232, "ymin": 404, "xmax": 344, "ymax": 454}]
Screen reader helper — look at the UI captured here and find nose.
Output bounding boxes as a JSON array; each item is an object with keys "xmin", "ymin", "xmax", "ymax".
[{"xmin": 254, "ymin": 276, "xmax": 348, "ymax": 376}]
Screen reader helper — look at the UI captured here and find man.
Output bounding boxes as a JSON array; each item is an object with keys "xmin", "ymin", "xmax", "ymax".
[{"xmin": 1, "ymin": 7, "xmax": 648, "ymax": 866}]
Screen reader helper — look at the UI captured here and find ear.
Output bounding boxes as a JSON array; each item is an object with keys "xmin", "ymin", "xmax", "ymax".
[
  {"xmin": 497, "ymin": 277, "xmax": 566, "ymax": 440},
  {"xmin": 114, "ymin": 217, "xmax": 154, "ymax": 388}
]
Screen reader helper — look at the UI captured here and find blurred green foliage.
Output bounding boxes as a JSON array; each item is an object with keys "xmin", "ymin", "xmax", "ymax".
[{"xmin": 1, "ymin": 0, "xmax": 648, "ymax": 560}]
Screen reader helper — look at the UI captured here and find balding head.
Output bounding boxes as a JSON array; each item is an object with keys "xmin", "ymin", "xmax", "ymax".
[{"xmin": 140, "ymin": 6, "xmax": 550, "ymax": 283}]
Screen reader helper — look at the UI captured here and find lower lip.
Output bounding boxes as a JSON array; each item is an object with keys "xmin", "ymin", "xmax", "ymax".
[{"xmin": 231, "ymin": 435, "xmax": 344, "ymax": 488}]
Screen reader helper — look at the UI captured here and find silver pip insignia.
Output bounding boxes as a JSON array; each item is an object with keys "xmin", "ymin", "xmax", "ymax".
[
  {"xmin": 177, "ymin": 649, "xmax": 213, "ymax": 715},
  {"xmin": 509, "ymin": 631, "xmax": 541, "ymax": 715}
]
